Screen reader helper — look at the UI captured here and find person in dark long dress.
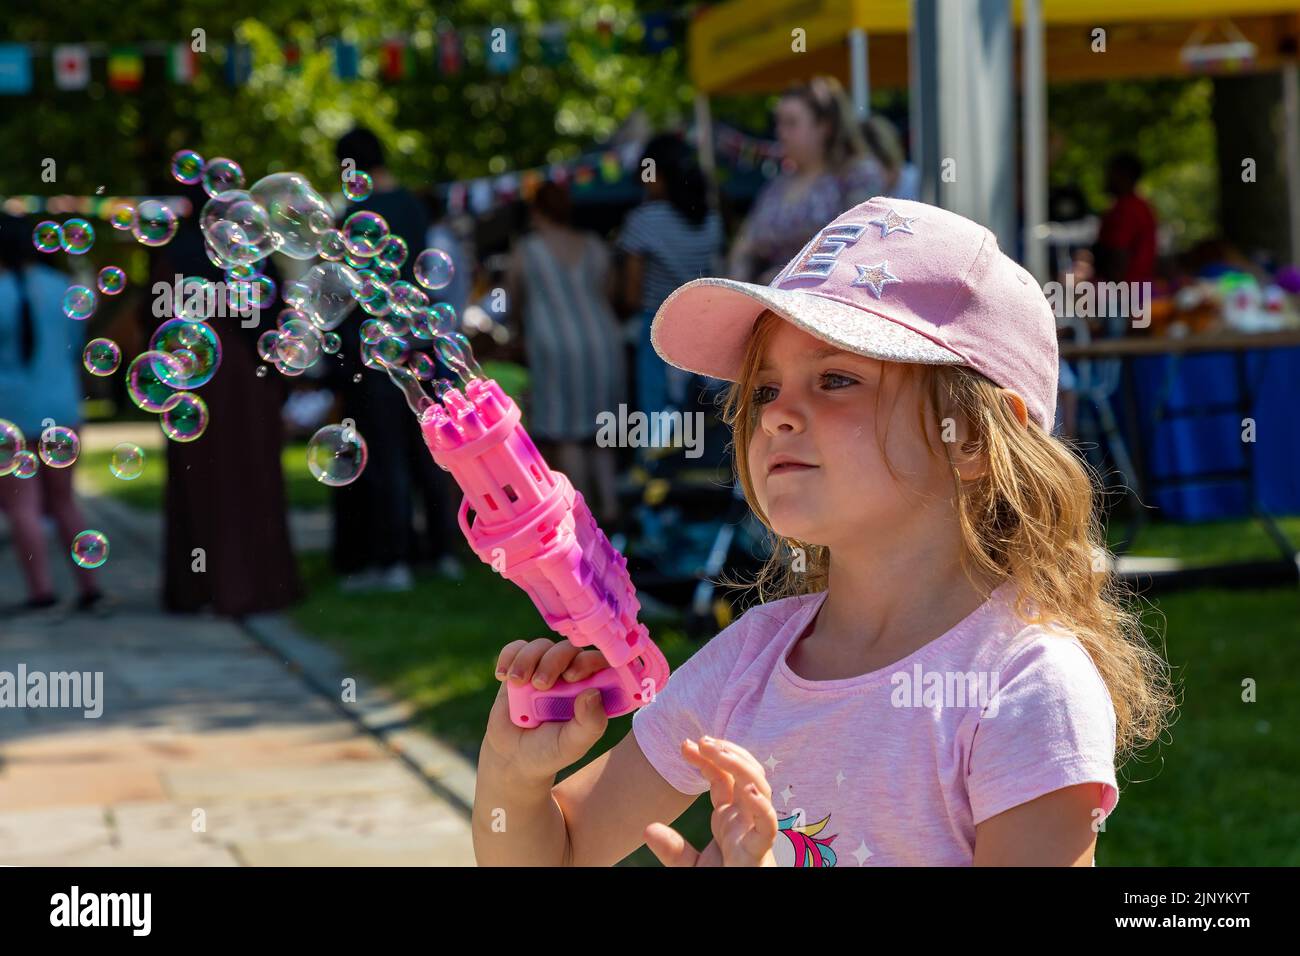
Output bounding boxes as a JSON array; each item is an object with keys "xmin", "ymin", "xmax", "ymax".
[
  {"xmin": 143, "ymin": 182, "xmax": 302, "ymax": 616},
  {"xmin": 327, "ymin": 127, "xmax": 463, "ymax": 592}
]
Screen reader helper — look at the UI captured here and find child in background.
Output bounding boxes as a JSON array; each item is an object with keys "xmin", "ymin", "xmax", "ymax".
[{"xmin": 473, "ymin": 197, "xmax": 1175, "ymax": 867}]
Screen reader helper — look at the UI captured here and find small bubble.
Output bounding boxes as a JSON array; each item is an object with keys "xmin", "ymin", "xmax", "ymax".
[
  {"xmin": 352, "ymin": 372, "xmax": 363, "ymax": 382},
  {"xmin": 256, "ymin": 365, "xmax": 268, "ymax": 378}
]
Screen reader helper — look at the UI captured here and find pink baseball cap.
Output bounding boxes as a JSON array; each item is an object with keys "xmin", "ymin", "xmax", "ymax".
[{"xmin": 650, "ymin": 196, "xmax": 1059, "ymax": 430}]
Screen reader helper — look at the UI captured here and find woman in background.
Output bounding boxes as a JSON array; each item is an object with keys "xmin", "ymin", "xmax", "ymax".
[
  {"xmin": 728, "ymin": 76, "xmax": 887, "ymax": 284},
  {"xmin": 0, "ymin": 213, "xmax": 104, "ymax": 613},
  {"xmin": 504, "ymin": 182, "xmax": 625, "ymax": 526}
]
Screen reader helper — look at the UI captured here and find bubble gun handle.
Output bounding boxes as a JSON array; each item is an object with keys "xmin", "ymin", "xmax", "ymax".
[{"xmin": 419, "ymin": 377, "xmax": 670, "ymax": 727}]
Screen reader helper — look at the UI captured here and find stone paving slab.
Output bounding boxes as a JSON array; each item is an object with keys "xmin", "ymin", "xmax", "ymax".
[{"xmin": 0, "ymin": 477, "xmax": 478, "ymax": 866}]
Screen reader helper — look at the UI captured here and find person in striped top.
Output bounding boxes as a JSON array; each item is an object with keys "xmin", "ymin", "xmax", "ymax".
[{"xmin": 617, "ymin": 134, "xmax": 723, "ymax": 420}]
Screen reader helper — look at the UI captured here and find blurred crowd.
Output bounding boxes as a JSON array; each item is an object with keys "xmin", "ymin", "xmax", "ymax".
[{"xmin": 7, "ymin": 73, "xmax": 1284, "ymax": 619}]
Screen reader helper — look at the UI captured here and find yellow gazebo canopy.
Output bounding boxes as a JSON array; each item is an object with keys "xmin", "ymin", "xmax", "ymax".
[{"xmin": 689, "ymin": 0, "xmax": 1300, "ymax": 94}]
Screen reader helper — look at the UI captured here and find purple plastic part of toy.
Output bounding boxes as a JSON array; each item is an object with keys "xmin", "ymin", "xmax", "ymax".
[{"xmin": 420, "ymin": 377, "xmax": 670, "ymax": 727}]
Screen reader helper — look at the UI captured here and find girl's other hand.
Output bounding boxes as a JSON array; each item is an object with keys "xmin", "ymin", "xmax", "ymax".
[{"xmin": 644, "ymin": 736, "xmax": 779, "ymax": 867}]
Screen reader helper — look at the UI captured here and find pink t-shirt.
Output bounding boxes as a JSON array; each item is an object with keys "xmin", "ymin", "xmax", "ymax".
[{"xmin": 631, "ymin": 580, "xmax": 1119, "ymax": 866}]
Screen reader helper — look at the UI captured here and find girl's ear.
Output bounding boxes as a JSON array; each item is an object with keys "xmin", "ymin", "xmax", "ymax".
[{"xmin": 999, "ymin": 389, "xmax": 1029, "ymax": 429}]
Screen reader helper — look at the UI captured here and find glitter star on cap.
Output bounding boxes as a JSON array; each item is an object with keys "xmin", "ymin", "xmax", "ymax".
[
  {"xmin": 868, "ymin": 208, "xmax": 919, "ymax": 238},
  {"xmin": 852, "ymin": 261, "xmax": 901, "ymax": 297}
]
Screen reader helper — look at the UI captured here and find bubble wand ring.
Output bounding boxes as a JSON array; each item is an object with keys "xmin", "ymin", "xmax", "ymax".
[{"xmin": 385, "ymin": 335, "xmax": 670, "ymax": 727}]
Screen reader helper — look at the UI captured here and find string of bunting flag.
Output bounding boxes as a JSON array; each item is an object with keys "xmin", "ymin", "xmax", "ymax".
[{"xmin": 0, "ymin": 13, "xmax": 683, "ymax": 94}]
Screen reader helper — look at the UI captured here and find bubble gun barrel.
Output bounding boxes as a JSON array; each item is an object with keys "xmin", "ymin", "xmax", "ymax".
[{"xmin": 420, "ymin": 377, "xmax": 670, "ymax": 728}]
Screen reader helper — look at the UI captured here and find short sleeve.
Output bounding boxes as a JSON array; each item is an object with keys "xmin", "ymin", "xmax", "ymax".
[
  {"xmin": 631, "ymin": 613, "xmax": 757, "ymax": 795},
  {"xmin": 615, "ymin": 206, "xmax": 653, "ymax": 256},
  {"xmin": 967, "ymin": 633, "xmax": 1119, "ymax": 826}
]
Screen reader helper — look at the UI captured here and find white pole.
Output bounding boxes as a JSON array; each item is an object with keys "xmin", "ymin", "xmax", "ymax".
[
  {"xmin": 1022, "ymin": 0, "xmax": 1048, "ymax": 281},
  {"xmin": 849, "ymin": 28, "xmax": 870, "ymax": 118},
  {"xmin": 694, "ymin": 92, "xmax": 720, "ymax": 211},
  {"xmin": 1283, "ymin": 62, "xmax": 1300, "ymax": 264}
]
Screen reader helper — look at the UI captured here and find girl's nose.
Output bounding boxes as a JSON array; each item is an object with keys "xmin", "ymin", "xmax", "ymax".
[{"xmin": 760, "ymin": 393, "xmax": 806, "ymax": 436}]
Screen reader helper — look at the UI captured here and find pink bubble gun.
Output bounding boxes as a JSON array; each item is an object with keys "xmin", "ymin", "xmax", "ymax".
[{"xmin": 386, "ymin": 335, "xmax": 670, "ymax": 728}]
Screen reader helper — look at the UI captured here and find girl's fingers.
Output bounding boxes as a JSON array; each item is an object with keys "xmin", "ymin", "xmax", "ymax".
[
  {"xmin": 530, "ymin": 641, "xmax": 584, "ymax": 690},
  {"xmin": 715, "ymin": 786, "xmax": 779, "ymax": 866},
  {"xmin": 643, "ymin": 822, "xmax": 700, "ymax": 867},
  {"xmin": 697, "ymin": 737, "xmax": 770, "ymax": 799},
  {"xmin": 560, "ymin": 649, "xmax": 610, "ymax": 683},
  {"xmin": 503, "ymin": 638, "xmax": 560, "ymax": 685},
  {"xmin": 681, "ymin": 739, "xmax": 735, "ymax": 807},
  {"xmin": 493, "ymin": 640, "xmax": 532, "ymax": 680}
]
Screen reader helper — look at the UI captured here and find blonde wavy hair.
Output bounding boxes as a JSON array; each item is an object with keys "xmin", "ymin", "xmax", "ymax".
[{"xmin": 716, "ymin": 309, "xmax": 1176, "ymax": 764}]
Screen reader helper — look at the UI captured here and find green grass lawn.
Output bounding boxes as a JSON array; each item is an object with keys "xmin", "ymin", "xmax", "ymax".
[
  {"xmin": 291, "ymin": 545, "xmax": 1300, "ymax": 866},
  {"xmin": 78, "ymin": 441, "xmax": 329, "ymax": 510}
]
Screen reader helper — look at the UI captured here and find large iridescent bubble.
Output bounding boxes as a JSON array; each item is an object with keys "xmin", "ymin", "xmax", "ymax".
[
  {"xmin": 200, "ymin": 190, "xmax": 279, "ymax": 265},
  {"xmin": 149, "ymin": 318, "xmax": 222, "ymax": 389},
  {"xmin": 160, "ymin": 392, "xmax": 209, "ymax": 443},
  {"xmin": 133, "ymin": 200, "xmax": 179, "ymax": 247},
  {"xmin": 38, "ymin": 425, "xmax": 80, "ymax": 468},
  {"xmin": 202, "ymin": 157, "xmax": 245, "ymax": 197},
  {"xmin": 296, "ymin": 262, "xmax": 362, "ymax": 331},
  {"xmin": 126, "ymin": 351, "xmax": 186, "ymax": 412},
  {"xmin": 249, "ymin": 172, "xmax": 334, "ymax": 260},
  {"xmin": 341, "ymin": 210, "xmax": 389, "ymax": 258},
  {"xmin": 307, "ymin": 424, "xmax": 368, "ymax": 487}
]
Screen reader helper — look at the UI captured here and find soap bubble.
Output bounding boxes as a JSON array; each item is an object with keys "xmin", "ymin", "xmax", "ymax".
[
  {"xmin": 318, "ymin": 228, "xmax": 347, "ymax": 261},
  {"xmin": 62, "ymin": 285, "xmax": 96, "ymax": 320},
  {"xmin": 226, "ymin": 263, "xmax": 259, "ymax": 282},
  {"xmin": 133, "ymin": 200, "xmax": 179, "ymax": 247},
  {"xmin": 410, "ymin": 351, "xmax": 436, "ymax": 380},
  {"xmin": 377, "ymin": 235, "xmax": 408, "ymax": 268},
  {"xmin": 171, "ymin": 149, "xmax": 205, "ymax": 185},
  {"xmin": 83, "ymin": 338, "xmax": 122, "ymax": 376},
  {"xmin": 202, "ymin": 157, "xmax": 245, "ymax": 197},
  {"xmin": 200, "ymin": 190, "xmax": 278, "ymax": 265},
  {"xmin": 387, "ymin": 281, "xmax": 428, "ymax": 320},
  {"xmin": 256, "ymin": 330, "xmax": 280, "ymax": 362},
  {"xmin": 341, "ymin": 210, "xmax": 389, "ymax": 258},
  {"xmin": 71, "ymin": 530, "xmax": 109, "ymax": 569},
  {"xmin": 370, "ymin": 259, "xmax": 400, "ymax": 284},
  {"xmin": 109, "ymin": 201, "xmax": 136, "ymax": 231},
  {"xmin": 362, "ymin": 334, "xmax": 409, "ymax": 370},
  {"xmin": 414, "ymin": 248, "xmax": 455, "ymax": 290},
  {"xmin": 307, "ymin": 424, "xmax": 368, "ymax": 486},
  {"xmin": 430, "ymin": 302, "xmax": 458, "ymax": 335},
  {"xmin": 343, "ymin": 171, "xmax": 373, "ymax": 201},
  {"xmin": 276, "ymin": 318, "xmax": 323, "ymax": 370},
  {"xmin": 160, "ymin": 392, "xmax": 209, "ymax": 443},
  {"xmin": 343, "ymin": 250, "xmax": 369, "ymax": 269},
  {"xmin": 255, "ymin": 365, "xmax": 268, "ymax": 378},
  {"xmin": 126, "ymin": 351, "xmax": 186, "ymax": 412},
  {"xmin": 0, "ymin": 419, "xmax": 26, "ymax": 476},
  {"xmin": 322, "ymin": 331, "xmax": 342, "ymax": 354},
  {"xmin": 38, "ymin": 425, "xmax": 80, "ymax": 468},
  {"xmin": 110, "ymin": 442, "xmax": 145, "ymax": 480},
  {"xmin": 60, "ymin": 218, "xmax": 95, "ymax": 255},
  {"xmin": 297, "ymin": 262, "xmax": 361, "ymax": 331},
  {"xmin": 249, "ymin": 172, "xmax": 334, "ymax": 260},
  {"xmin": 11, "ymin": 449, "xmax": 38, "ymax": 479},
  {"xmin": 33, "ymin": 221, "xmax": 62, "ymax": 253},
  {"xmin": 97, "ymin": 266, "xmax": 127, "ymax": 295},
  {"xmin": 359, "ymin": 318, "xmax": 387, "ymax": 345},
  {"xmin": 150, "ymin": 318, "xmax": 222, "ymax": 389}
]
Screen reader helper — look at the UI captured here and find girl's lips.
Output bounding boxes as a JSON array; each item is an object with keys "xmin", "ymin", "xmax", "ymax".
[{"xmin": 769, "ymin": 463, "xmax": 817, "ymax": 476}]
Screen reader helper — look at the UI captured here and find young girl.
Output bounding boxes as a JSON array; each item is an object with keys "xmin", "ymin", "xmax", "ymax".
[{"xmin": 473, "ymin": 197, "xmax": 1175, "ymax": 867}]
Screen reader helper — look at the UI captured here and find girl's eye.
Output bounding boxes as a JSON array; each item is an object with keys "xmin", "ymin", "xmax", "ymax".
[
  {"xmin": 820, "ymin": 372, "xmax": 857, "ymax": 390},
  {"xmin": 752, "ymin": 384, "xmax": 778, "ymax": 406}
]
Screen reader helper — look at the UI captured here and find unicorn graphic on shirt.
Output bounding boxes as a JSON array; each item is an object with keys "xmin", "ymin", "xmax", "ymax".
[{"xmin": 773, "ymin": 811, "xmax": 838, "ymax": 867}]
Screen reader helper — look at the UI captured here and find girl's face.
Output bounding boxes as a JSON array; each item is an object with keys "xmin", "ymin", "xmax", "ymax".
[
  {"xmin": 746, "ymin": 321, "xmax": 956, "ymax": 549},
  {"xmin": 775, "ymin": 97, "xmax": 828, "ymax": 169}
]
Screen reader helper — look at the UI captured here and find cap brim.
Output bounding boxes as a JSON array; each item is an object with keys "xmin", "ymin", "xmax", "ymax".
[{"xmin": 650, "ymin": 277, "xmax": 965, "ymax": 383}]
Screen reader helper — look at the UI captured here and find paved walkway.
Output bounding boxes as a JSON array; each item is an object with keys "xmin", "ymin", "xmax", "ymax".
[{"xmin": 0, "ymin": 436, "xmax": 477, "ymax": 866}]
